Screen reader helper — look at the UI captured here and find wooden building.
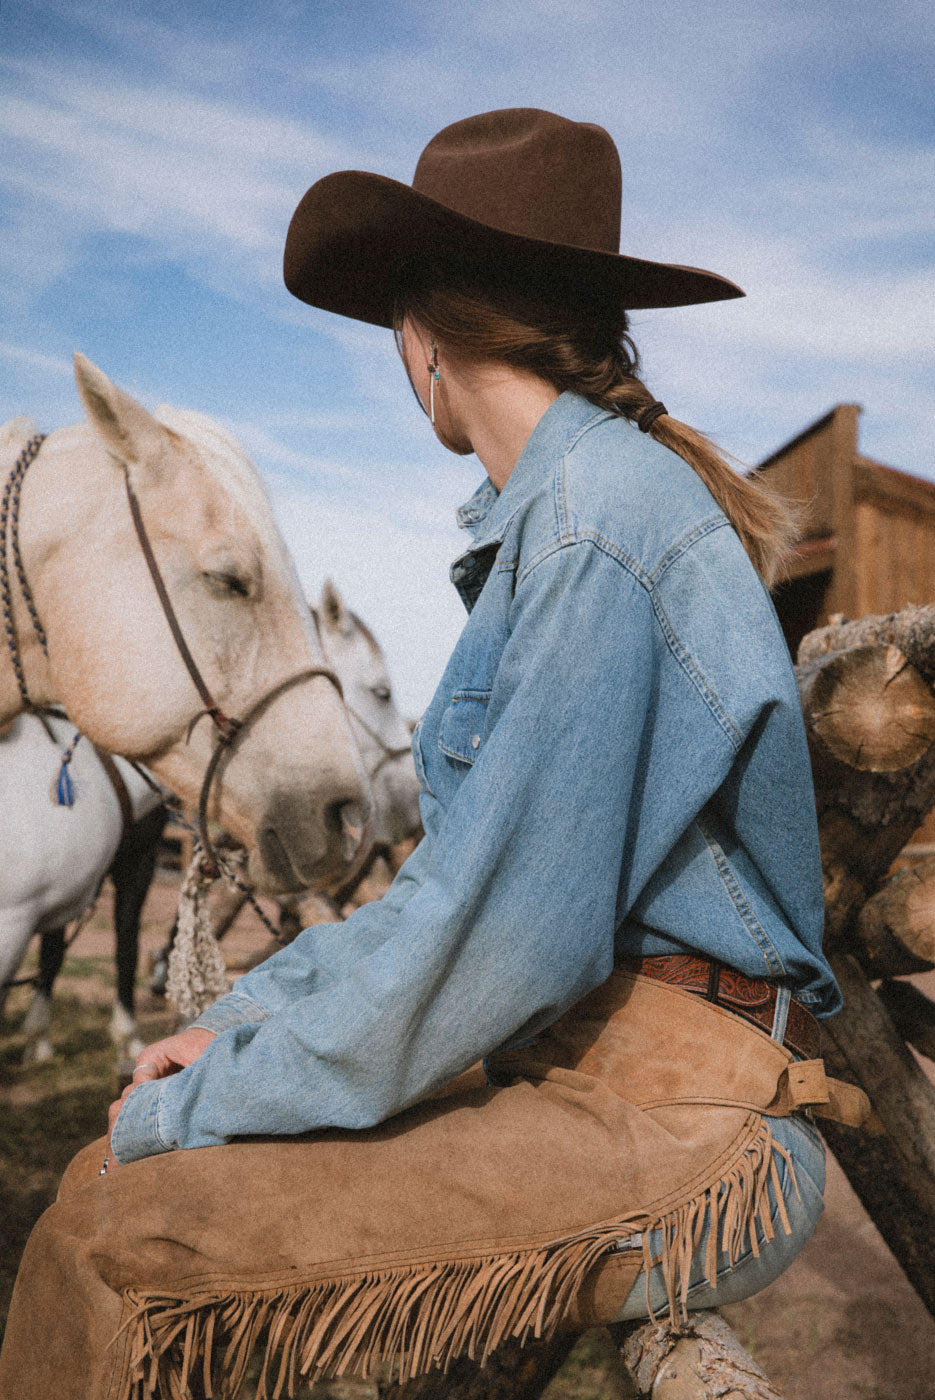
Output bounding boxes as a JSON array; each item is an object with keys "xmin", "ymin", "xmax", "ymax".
[
  {"xmin": 760, "ymin": 406, "xmax": 935, "ymax": 850},
  {"xmin": 758, "ymin": 404, "xmax": 935, "ymax": 659}
]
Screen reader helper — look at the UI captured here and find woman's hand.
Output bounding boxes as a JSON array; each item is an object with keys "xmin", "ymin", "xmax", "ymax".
[
  {"xmin": 127, "ymin": 1027, "xmax": 218, "ymax": 1081},
  {"xmin": 105, "ymin": 1028, "xmax": 217, "ymax": 1170}
]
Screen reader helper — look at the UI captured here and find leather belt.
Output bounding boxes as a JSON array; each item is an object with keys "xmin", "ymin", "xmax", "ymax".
[{"xmin": 619, "ymin": 954, "xmax": 821, "ymax": 1062}]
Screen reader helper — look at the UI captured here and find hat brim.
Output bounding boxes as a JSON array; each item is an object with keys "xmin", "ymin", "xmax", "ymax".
[{"xmin": 284, "ymin": 170, "xmax": 744, "ymax": 328}]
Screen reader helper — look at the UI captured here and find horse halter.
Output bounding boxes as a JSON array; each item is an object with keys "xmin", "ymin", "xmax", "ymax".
[
  {"xmin": 309, "ymin": 608, "xmax": 412, "ymax": 778},
  {"xmin": 1, "ymin": 436, "xmax": 346, "ymax": 875}
]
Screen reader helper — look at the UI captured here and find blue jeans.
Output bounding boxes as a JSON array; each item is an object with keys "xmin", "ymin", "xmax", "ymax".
[{"xmin": 614, "ymin": 1111, "xmax": 826, "ymax": 1320}]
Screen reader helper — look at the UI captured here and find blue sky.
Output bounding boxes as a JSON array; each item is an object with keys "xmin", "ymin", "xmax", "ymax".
[{"xmin": 1, "ymin": 0, "xmax": 932, "ymax": 712}]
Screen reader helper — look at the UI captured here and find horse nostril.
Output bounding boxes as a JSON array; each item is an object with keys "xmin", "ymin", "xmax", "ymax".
[{"xmin": 326, "ymin": 799, "xmax": 369, "ymax": 861}]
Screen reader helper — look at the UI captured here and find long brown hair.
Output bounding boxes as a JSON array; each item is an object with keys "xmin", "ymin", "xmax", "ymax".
[{"xmin": 394, "ymin": 264, "xmax": 795, "ymax": 586}]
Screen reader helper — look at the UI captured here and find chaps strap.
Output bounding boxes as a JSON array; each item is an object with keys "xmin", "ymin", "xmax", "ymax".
[{"xmin": 767, "ymin": 1059, "xmax": 881, "ymax": 1131}]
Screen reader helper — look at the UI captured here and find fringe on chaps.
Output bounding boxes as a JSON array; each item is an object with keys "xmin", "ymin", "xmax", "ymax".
[
  {"xmin": 117, "ymin": 1118, "xmax": 790, "ymax": 1400},
  {"xmin": 0, "ymin": 972, "xmax": 866, "ymax": 1400}
]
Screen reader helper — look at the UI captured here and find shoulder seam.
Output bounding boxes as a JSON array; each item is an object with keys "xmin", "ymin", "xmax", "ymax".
[
  {"xmin": 517, "ymin": 530, "xmax": 651, "ymax": 589},
  {"xmin": 649, "ymin": 515, "xmax": 731, "ymax": 584},
  {"xmin": 555, "ymin": 412, "xmax": 618, "ymax": 539},
  {"xmin": 516, "ymin": 536, "xmax": 743, "ymax": 750}
]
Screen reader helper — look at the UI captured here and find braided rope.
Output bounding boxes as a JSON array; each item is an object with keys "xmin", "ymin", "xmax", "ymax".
[
  {"xmin": 165, "ymin": 815, "xmax": 288, "ymax": 1018},
  {"xmin": 167, "ymin": 845, "xmax": 231, "ymax": 1020},
  {"xmin": 0, "ymin": 434, "xmax": 48, "ymax": 705},
  {"xmin": 9, "ymin": 448, "xmax": 49, "ymax": 656}
]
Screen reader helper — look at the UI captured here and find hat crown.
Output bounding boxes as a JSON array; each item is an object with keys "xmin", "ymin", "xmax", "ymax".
[{"xmin": 412, "ymin": 108, "xmax": 622, "ymax": 255}]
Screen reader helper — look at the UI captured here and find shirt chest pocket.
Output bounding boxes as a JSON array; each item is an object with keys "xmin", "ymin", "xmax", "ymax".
[{"xmin": 438, "ymin": 691, "xmax": 491, "ymax": 766}]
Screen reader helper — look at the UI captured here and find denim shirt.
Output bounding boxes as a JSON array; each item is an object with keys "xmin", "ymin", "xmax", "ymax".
[{"xmin": 112, "ymin": 391, "xmax": 839, "ymax": 1164}]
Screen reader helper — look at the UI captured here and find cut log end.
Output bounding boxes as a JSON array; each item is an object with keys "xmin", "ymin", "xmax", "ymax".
[
  {"xmin": 804, "ymin": 644, "xmax": 935, "ymax": 772},
  {"xmin": 858, "ymin": 856, "xmax": 935, "ymax": 966}
]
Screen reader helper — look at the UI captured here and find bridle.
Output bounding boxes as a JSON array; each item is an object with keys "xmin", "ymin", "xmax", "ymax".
[
  {"xmin": 309, "ymin": 608, "xmax": 412, "ymax": 779},
  {"xmin": 340, "ymin": 703, "xmax": 413, "ymax": 779},
  {"xmin": 1, "ymin": 436, "xmax": 345, "ymax": 876}
]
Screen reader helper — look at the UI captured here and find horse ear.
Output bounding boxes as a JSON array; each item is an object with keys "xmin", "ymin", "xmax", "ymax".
[
  {"xmin": 320, "ymin": 578, "xmax": 352, "ymax": 636},
  {"xmin": 73, "ymin": 353, "xmax": 168, "ymax": 476}
]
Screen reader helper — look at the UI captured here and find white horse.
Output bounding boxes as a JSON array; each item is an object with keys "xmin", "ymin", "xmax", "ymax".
[
  {"xmin": 0, "ymin": 355, "xmax": 370, "ymax": 894},
  {"xmin": 149, "ymin": 584, "xmax": 423, "ymax": 992},
  {"xmin": 314, "ymin": 580, "xmax": 421, "ymax": 849},
  {"xmin": 0, "ymin": 713, "xmax": 165, "ymax": 1061}
]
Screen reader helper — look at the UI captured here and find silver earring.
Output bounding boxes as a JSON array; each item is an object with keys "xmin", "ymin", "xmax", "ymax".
[{"xmin": 427, "ymin": 342, "xmax": 440, "ymax": 426}]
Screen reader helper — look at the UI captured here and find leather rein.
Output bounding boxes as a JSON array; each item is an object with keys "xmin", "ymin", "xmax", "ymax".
[{"xmin": 1, "ymin": 436, "xmax": 344, "ymax": 875}]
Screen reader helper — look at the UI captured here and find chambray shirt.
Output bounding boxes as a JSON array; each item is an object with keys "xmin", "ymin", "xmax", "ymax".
[{"xmin": 112, "ymin": 392, "xmax": 840, "ymax": 1165}]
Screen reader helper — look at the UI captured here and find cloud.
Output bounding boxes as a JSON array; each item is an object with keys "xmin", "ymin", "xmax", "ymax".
[
  {"xmin": 1, "ymin": 0, "xmax": 932, "ymax": 681},
  {"xmin": 0, "ymin": 54, "xmax": 359, "ymax": 306},
  {"xmin": 269, "ymin": 482, "xmax": 467, "ymax": 717},
  {"xmin": 0, "ymin": 341, "xmax": 73, "ymax": 377}
]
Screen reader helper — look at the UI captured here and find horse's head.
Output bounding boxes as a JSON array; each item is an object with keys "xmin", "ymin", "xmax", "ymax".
[
  {"xmin": 315, "ymin": 581, "xmax": 422, "ymax": 846},
  {"xmin": 8, "ymin": 355, "xmax": 372, "ymax": 894}
]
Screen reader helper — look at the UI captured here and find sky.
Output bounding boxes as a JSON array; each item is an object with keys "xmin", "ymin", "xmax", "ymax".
[{"xmin": 0, "ymin": 0, "xmax": 932, "ymax": 715}]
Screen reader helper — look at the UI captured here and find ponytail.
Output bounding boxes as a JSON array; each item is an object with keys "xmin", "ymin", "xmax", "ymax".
[{"xmin": 395, "ymin": 269, "xmax": 796, "ymax": 586}]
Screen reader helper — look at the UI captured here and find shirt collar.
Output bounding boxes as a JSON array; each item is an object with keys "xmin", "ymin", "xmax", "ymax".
[{"xmin": 453, "ymin": 391, "xmax": 610, "ymax": 553}]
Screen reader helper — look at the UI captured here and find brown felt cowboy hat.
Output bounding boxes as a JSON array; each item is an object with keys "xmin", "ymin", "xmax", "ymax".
[{"xmin": 283, "ymin": 107, "xmax": 743, "ymax": 328}]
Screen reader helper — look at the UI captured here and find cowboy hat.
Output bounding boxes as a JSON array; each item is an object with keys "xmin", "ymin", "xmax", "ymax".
[{"xmin": 284, "ymin": 107, "xmax": 743, "ymax": 328}]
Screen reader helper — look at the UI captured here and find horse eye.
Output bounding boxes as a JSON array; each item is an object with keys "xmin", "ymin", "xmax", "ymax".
[
  {"xmin": 204, "ymin": 571, "xmax": 251, "ymax": 599},
  {"xmin": 372, "ymin": 684, "xmax": 391, "ymax": 702}
]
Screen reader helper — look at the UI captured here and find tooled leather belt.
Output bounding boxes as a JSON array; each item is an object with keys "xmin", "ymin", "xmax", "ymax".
[{"xmin": 619, "ymin": 954, "xmax": 822, "ymax": 1062}]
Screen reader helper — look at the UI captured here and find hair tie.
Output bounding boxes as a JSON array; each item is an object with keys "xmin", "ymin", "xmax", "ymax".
[{"xmin": 637, "ymin": 401, "xmax": 667, "ymax": 433}]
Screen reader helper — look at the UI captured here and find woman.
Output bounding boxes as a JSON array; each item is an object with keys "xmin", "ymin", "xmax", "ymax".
[{"xmin": 0, "ymin": 109, "xmax": 870, "ymax": 1400}]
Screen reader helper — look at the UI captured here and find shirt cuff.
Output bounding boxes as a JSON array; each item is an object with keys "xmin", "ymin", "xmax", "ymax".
[
  {"xmin": 111, "ymin": 1078, "xmax": 174, "ymax": 1164},
  {"xmin": 188, "ymin": 989, "xmax": 272, "ymax": 1034}
]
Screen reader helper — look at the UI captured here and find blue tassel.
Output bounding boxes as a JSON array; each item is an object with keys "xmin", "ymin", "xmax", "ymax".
[
  {"xmin": 56, "ymin": 760, "xmax": 75, "ymax": 806},
  {"xmin": 54, "ymin": 732, "xmax": 82, "ymax": 807}
]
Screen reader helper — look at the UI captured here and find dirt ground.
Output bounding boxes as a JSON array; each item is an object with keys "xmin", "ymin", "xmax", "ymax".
[{"xmin": 1, "ymin": 868, "xmax": 934, "ymax": 1399}]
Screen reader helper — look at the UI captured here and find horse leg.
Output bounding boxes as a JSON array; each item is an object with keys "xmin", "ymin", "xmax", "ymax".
[
  {"xmin": 150, "ymin": 919, "xmax": 175, "ymax": 997},
  {"xmin": 108, "ymin": 803, "xmax": 168, "ymax": 1062},
  {"xmin": 21, "ymin": 926, "xmax": 67, "ymax": 1064}
]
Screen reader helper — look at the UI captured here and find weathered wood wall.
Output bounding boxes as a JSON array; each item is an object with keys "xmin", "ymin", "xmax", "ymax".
[{"xmin": 761, "ymin": 405, "xmax": 935, "ymax": 844}]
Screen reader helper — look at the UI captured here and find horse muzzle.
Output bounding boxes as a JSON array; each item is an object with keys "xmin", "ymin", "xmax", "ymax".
[{"xmin": 251, "ymin": 788, "xmax": 373, "ymax": 894}]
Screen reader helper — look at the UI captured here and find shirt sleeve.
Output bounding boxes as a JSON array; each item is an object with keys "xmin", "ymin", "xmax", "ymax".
[{"xmin": 113, "ymin": 541, "xmax": 659, "ymax": 1163}]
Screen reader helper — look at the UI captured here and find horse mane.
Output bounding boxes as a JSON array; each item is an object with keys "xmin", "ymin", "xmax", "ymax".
[
  {"xmin": 348, "ymin": 610, "xmax": 382, "ymax": 658},
  {"xmin": 152, "ymin": 405, "xmax": 286, "ymax": 557},
  {"xmin": 154, "ymin": 406, "xmax": 248, "ymax": 464}
]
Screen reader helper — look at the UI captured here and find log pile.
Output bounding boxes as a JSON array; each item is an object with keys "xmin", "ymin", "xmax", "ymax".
[
  {"xmin": 794, "ymin": 605, "xmax": 935, "ymax": 1318},
  {"xmin": 377, "ymin": 603, "xmax": 935, "ymax": 1400}
]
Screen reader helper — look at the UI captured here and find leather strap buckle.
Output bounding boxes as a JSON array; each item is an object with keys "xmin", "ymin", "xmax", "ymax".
[{"xmin": 770, "ymin": 1060, "xmax": 881, "ymax": 1131}]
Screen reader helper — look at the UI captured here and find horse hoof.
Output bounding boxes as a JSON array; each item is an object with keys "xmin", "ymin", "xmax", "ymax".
[{"xmin": 150, "ymin": 956, "xmax": 169, "ymax": 997}]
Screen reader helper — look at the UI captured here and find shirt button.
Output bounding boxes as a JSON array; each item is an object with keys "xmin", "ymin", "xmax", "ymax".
[{"xmin": 471, "ymin": 734, "xmax": 481, "ymax": 749}]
